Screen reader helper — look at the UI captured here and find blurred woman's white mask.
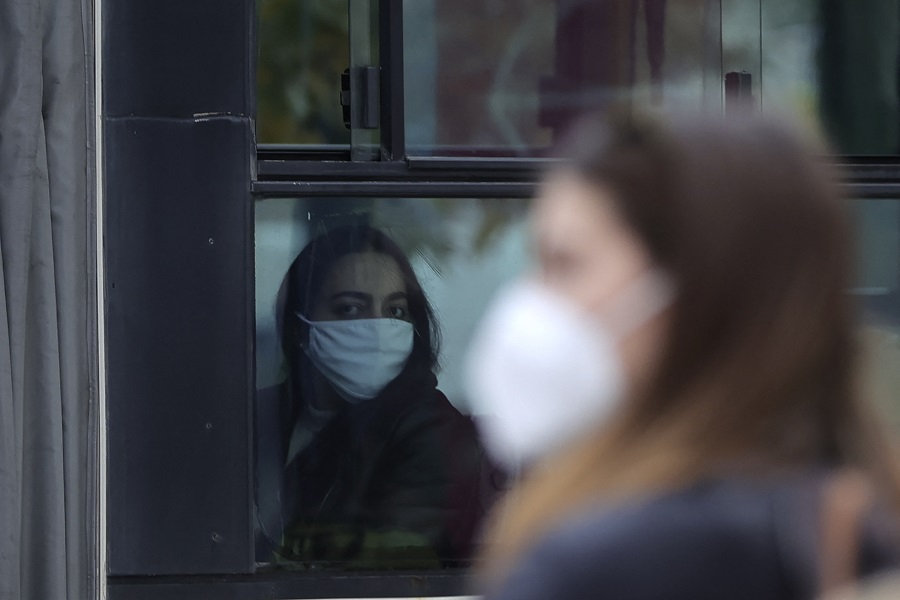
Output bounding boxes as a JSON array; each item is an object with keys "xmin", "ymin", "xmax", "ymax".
[
  {"xmin": 465, "ymin": 271, "xmax": 675, "ymax": 469},
  {"xmin": 298, "ymin": 314, "xmax": 414, "ymax": 403}
]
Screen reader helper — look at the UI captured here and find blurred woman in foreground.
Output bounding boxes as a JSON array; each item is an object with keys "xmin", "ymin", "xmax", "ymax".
[{"xmin": 466, "ymin": 112, "xmax": 900, "ymax": 599}]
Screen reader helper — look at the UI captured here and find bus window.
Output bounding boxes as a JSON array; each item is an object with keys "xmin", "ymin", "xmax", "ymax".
[
  {"xmin": 254, "ymin": 196, "xmax": 528, "ymax": 569},
  {"xmin": 855, "ymin": 199, "xmax": 900, "ymax": 430}
]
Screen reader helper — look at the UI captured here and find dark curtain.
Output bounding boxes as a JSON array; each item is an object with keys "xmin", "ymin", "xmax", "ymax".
[{"xmin": 0, "ymin": 0, "xmax": 97, "ymax": 598}]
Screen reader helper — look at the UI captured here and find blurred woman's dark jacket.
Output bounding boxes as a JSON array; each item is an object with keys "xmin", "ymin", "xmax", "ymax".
[{"xmin": 486, "ymin": 475, "xmax": 900, "ymax": 600}]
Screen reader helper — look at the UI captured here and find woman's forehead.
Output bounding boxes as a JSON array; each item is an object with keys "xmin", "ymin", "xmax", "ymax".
[{"xmin": 320, "ymin": 251, "xmax": 406, "ymax": 296}]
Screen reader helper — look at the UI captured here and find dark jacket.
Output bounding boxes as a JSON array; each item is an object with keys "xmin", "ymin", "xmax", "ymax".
[
  {"xmin": 255, "ymin": 373, "xmax": 492, "ymax": 568},
  {"xmin": 485, "ymin": 476, "xmax": 900, "ymax": 600}
]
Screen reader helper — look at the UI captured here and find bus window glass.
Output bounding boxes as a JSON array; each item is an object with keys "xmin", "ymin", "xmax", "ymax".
[
  {"xmin": 759, "ymin": 1, "xmax": 900, "ymax": 154},
  {"xmin": 855, "ymin": 199, "xmax": 900, "ymax": 431},
  {"xmin": 254, "ymin": 196, "xmax": 529, "ymax": 569},
  {"xmin": 257, "ymin": 0, "xmax": 349, "ymax": 145},
  {"xmin": 401, "ymin": 0, "xmax": 900, "ymax": 156},
  {"xmin": 403, "ymin": 0, "xmax": 726, "ymax": 155}
]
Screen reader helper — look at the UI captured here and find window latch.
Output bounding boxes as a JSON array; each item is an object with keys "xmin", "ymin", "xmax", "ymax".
[{"xmin": 341, "ymin": 66, "xmax": 380, "ymax": 130}]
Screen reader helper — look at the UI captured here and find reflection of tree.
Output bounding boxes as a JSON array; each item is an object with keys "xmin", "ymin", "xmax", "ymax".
[
  {"xmin": 257, "ymin": 0, "xmax": 349, "ymax": 144},
  {"xmin": 371, "ymin": 199, "xmax": 531, "ymax": 275}
]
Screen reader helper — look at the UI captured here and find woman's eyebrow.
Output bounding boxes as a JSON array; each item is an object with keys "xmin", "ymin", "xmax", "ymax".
[
  {"xmin": 328, "ymin": 291, "xmax": 372, "ymax": 303},
  {"xmin": 384, "ymin": 291, "xmax": 408, "ymax": 303}
]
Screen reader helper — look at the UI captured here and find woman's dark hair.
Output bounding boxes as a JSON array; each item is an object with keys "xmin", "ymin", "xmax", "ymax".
[{"xmin": 275, "ymin": 224, "xmax": 441, "ymax": 405}]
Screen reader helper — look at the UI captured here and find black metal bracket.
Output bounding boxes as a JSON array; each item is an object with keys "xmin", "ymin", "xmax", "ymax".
[
  {"xmin": 379, "ymin": 0, "xmax": 404, "ymax": 161},
  {"xmin": 341, "ymin": 66, "xmax": 380, "ymax": 130},
  {"xmin": 725, "ymin": 71, "xmax": 753, "ymax": 114}
]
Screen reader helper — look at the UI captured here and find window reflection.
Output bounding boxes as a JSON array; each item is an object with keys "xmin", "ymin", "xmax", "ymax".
[
  {"xmin": 405, "ymin": 0, "xmax": 723, "ymax": 154},
  {"xmin": 758, "ymin": 1, "xmax": 900, "ymax": 154},
  {"xmin": 254, "ymin": 198, "xmax": 529, "ymax": 568},
  {"xmin": 818, "ymin": 1, "xmax": 900, "ymax": 154},
  {"xmin": 854, "ymin": 200, "xmax": 900, "ymax": 437},
  {"xmin": 252, "ymin": 0, "xmax": 900, "ymax": 154},
  {"xmin": 402, "ymin": 0, "xmax": 900, "ymax": 155},
  {"xmin": 257, "ymin": 0, "xmax": 349, "ymax": 144},
  {"xmin": 253, "ymin": 195, "xmax": 900, "ymax": 567}
]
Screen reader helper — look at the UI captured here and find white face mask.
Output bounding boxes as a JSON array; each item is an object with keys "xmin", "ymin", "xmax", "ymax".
[
  {"xmin": 464, "ymin": 272, "xmax": 674, "ymax": 468},
  {"xmin": 298, "ymin": 314, "xmax": 415, "ymax": 403}
]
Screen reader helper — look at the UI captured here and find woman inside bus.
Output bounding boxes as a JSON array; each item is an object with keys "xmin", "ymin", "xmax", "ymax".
[
  {"xmin": 466, "ymin": 112, "xmax": 900, "ymax": 598},
  {"xmin": 256, "ymin": 224, "xmax": 486, "ymax": 568}
]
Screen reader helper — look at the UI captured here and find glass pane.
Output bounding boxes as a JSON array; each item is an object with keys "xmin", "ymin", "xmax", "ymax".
[
  {"xmin": 722, "ymin": 0, "xmax": 762, "ymax": 110},
  {"xmin": 854, "ymin": 199, "xmax": 900, "ymax": 432},
  {"xmin": 404, "ymin": 0, "xmax": 736, "ymax": 156},
  {"xmin": 854, "ymin": 200, "xmax": 900, "ymax": 302},
  {"xmin": 759, "ymin": 1, "xmax": 899, "ymax": 154},
  {"xmin": 254, "ymin": 196, "xmax": 529, "ymax": 569},
  {"xmin": 257, "ymin": 0, "xmax": 349, "ymax": 144}
]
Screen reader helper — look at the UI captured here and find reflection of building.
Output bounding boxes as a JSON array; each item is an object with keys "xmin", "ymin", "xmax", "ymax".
[{"xmin": 427, "ymin": 0, "xmax": 721, "ymax": 153}]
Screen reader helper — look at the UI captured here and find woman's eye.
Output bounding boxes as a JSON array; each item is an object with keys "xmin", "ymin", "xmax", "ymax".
[
  {"xmin": 387, "ymin": 305, "xmax": 408, "ymax": 320},
  {"xmin": 334, "ymin": 303, "xmax": 363, "ymax": 318}
]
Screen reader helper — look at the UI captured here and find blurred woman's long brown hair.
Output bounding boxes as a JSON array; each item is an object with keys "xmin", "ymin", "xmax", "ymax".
[{"xmin": 481, "ymin": 112, "xmax": 900, "ymax": 581}]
